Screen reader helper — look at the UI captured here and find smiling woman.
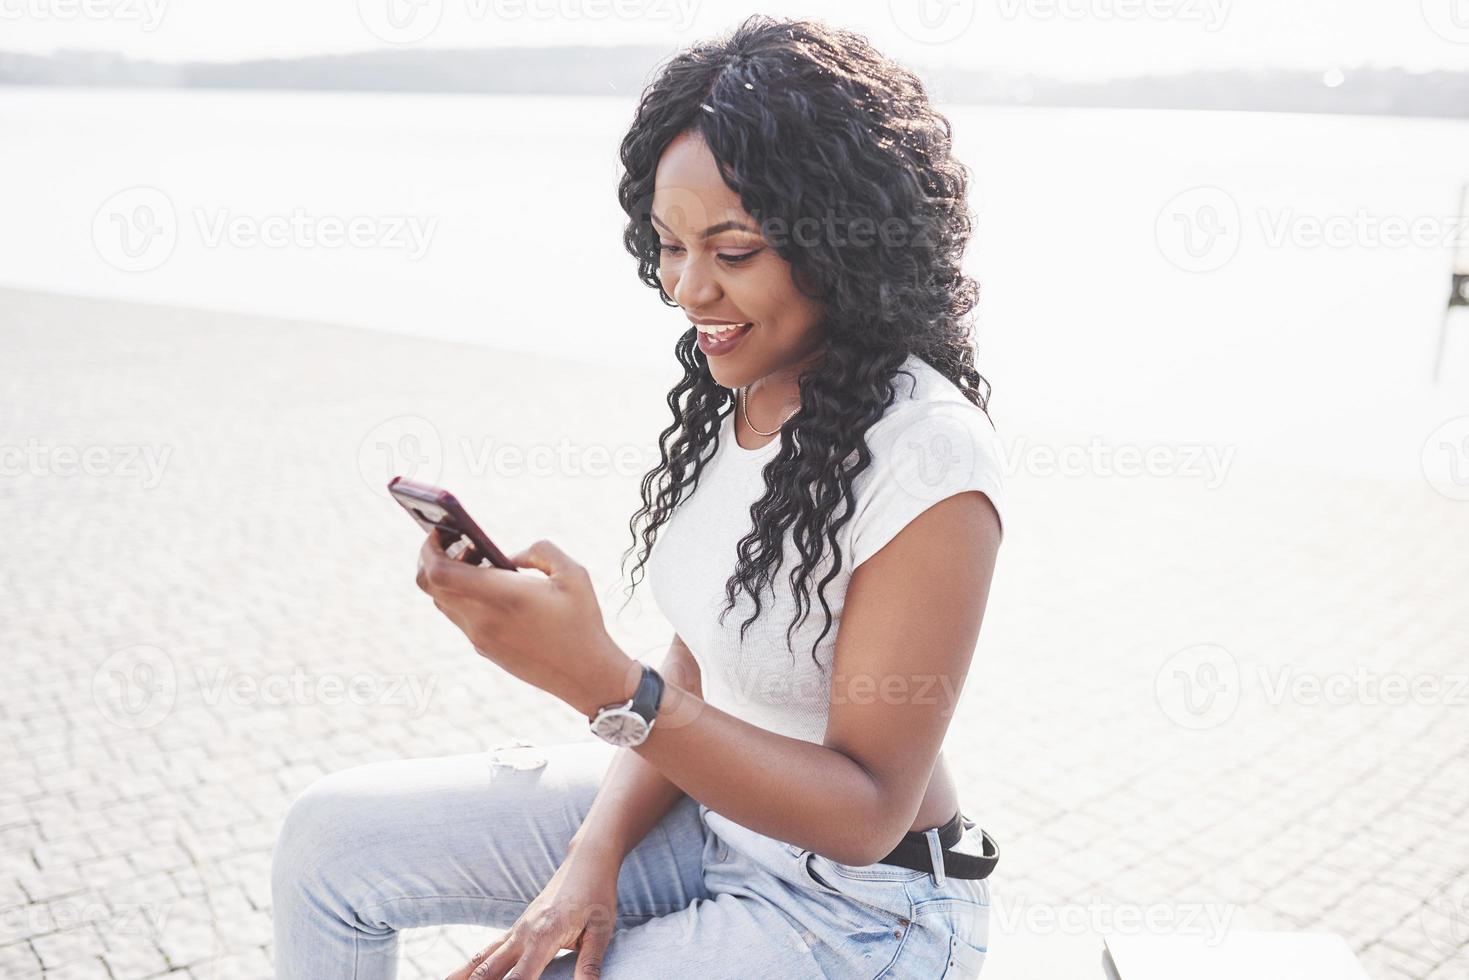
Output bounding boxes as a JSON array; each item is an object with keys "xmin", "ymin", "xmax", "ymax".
[
  {"xmin": 648, "ymin": 129, "xmax": 826, "ymax": 372},
  {"xmin": 272, "ymin": 13, "xmax": 1003, "ymax": 980}
]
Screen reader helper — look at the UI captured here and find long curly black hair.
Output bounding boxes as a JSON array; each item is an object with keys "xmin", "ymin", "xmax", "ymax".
[{"xmin": 616, "ymin": 14, "xmax": 991, "ymax": 672}]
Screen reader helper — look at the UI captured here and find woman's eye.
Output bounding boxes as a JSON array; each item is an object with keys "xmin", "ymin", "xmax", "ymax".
[{"xmin": 657, "ymin": 243, "xmax": 761, "ymax": 265}]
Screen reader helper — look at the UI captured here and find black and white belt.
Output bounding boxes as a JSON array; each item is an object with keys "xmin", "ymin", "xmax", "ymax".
[{"xmin": 875, "ymin": 811, "xmax": 999, "ymax": 883}]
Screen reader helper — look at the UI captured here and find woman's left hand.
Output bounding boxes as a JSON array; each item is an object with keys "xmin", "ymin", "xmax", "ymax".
[{"xmin": 416, "ymin": 531, "xmax": 639, "ymax": 718}]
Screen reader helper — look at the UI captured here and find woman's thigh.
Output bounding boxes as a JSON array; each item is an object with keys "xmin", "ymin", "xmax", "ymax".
[
  {"xmin": 271, "ymin": 738, "xmax": 711, "ymax": 939},
  {"xmin": 534, "ymin": 804, "xmax": 992, "ymax": 978}
]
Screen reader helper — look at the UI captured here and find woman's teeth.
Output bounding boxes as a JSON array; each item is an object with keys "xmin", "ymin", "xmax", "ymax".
[{"xmin": 697, "ymin": 322, "xmax": 751, "ymax": 339}]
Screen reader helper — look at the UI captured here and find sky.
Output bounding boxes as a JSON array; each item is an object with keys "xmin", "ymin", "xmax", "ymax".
[{"xmin": 1, "ymin": 0, "xmax": 1468, "ymax": 80}]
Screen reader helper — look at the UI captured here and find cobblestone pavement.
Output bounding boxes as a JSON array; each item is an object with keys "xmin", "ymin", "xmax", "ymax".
[{"xmin": 3, "ymin": 288, "xmax": 1467, "ymax": 979}]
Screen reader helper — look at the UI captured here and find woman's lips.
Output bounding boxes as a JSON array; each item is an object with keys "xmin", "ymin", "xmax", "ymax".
[{"xmin": 696, "ymin": 322, "xmax": 752, "ymax": 356}]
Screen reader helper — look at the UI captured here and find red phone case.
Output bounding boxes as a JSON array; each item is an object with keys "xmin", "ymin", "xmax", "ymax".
[{"xmin": 388, "ymin": 476, "xmax": 518, "ymax": 571}]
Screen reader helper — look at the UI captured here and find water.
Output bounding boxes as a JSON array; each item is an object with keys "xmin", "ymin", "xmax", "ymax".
[{"xmin": 3, "ymin": 87, "xmax": 1468, "ymax": 481}]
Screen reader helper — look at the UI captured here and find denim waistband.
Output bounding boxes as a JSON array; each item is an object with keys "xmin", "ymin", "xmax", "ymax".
[{"xmin": 878, "ymin": 811, "xmax": 1000, "ymax": 882}]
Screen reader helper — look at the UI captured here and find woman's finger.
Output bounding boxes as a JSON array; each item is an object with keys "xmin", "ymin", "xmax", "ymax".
[
  {"xmin": 444, "ymin": 535, "xmax": 470, "ymax": 561},
  {"xmin": 467, "ymin": 938, "xmax": 530, "ymax": 980},
  {"xmin": 571, "ymin": 924, "xmax": 613, "ymax": 980},
  {"xmin": 430, "ymin": 597, "xmax": 478, "ymax": 641},
  {"xmin": 418, "ymin": 530, "xmax": 446, "ymax": 592},
  {"xmin": 474, "ymin": 945, "xmax": 559, "ymax": 980},
  {"xmin": 508, "ymin": 539, "xmax": 576, "ymax": 578},
  {"xmin": 444, "ymin": 934, "xmax": 509, "ymax": 980},
  {"xmin": 421, "ymin": 546, "xmax": 494, "ymax": 597}
]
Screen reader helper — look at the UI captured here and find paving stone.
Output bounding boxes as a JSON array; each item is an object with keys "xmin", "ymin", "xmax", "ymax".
[
  {"xmin": 0, "ymin": 940, "xmax": 44, "ymax": 976},
  {"xmin": 29, "ymin": 926, "xmax": 107, "ymax": 971},
  {"xmin": 4, "ymin": 289, "xmax": 1467, "ymax": 978},
  {"xmin": 101, "ymin": 936, "xmax": 172, "ymax": 980},
  {"xmin": 24, "ymin": 955, "xmax": 111, "ymax": 979}
]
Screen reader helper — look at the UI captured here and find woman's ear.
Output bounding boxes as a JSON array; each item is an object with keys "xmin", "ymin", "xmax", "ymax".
[{"xmin": 792, "ymin": 264, "xmax": 821, "ymax": 299}]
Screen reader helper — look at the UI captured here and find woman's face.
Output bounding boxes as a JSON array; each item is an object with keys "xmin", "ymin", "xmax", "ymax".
[{"xmin": 652, "ymin": 128, "xmax": 825, "ymax": 391}]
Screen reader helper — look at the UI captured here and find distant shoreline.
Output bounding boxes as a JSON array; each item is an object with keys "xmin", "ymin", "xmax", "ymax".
[
  {"xmin": 5, "ymin": 83, "xmax": 1469, "ymax": 129},
  {"xmin": 3, "ymin": 47, "xmax": 1467, "ymax": 120}
]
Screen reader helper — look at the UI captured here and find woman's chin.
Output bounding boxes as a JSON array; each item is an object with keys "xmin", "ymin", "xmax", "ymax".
[{"xmin": 704, "ymin": 360, "xmax": 742, "ymax": 389}]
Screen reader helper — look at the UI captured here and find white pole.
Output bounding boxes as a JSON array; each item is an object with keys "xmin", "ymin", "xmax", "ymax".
[{"xmin": 1433, "ymin": 182, "xmax": 1469, "ymax": 383}]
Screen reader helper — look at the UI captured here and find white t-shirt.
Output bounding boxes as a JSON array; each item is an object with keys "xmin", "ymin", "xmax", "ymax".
[{"xmin": 645, "ymin": 353, "xmax": 1007, "ymax": 745}]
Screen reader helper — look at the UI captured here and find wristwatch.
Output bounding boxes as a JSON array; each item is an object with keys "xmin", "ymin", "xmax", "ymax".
[{"xmin": 588, "ymin": 664, "xmax": 664, "ymax": 747}]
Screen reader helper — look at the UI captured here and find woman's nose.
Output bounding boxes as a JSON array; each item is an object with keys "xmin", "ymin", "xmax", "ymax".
[{"xmin": 672, "ymin": 256, "xmax": 721, "ymax": 311}]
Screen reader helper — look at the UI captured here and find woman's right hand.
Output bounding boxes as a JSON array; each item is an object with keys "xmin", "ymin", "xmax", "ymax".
[{"xmin": 444, "ymin": 848, "xmax": 623, "ymax": 980}]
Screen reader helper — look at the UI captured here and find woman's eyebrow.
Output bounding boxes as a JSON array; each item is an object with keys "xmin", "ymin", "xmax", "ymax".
[{"xmin": 651, "ymin": 211, "xmax": 759, "ymax": 239}]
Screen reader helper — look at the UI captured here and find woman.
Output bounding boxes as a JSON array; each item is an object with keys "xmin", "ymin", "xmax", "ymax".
[{"xmin": 271, "ymin": 14, "xmax": 1005, "ymax": 979}]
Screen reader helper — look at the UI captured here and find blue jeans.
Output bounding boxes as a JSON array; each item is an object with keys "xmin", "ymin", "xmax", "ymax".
[{"xmin": 270, "ymin": 738, "xmax": 991, "ymax": 978}]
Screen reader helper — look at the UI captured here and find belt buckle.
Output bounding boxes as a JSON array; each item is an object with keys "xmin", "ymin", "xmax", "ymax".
[{"xmin": 924, "ymin": 827, "xmax": 947, "ymax": 885}]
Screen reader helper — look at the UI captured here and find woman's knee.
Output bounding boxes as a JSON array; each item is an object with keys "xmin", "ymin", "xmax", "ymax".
[{"xmin": 270, "ymin": 765, "xmax": 380, "ymax": 897}]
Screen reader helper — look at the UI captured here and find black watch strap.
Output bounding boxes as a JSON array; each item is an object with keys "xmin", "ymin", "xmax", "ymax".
[{"xmin": 629, "ymin": 664, "xmax": 664, "ymax": 723}]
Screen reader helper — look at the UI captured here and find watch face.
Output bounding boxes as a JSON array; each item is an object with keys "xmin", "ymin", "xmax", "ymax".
[{"xmin": 592, "ymin": 708, "xmax": 649, "ymax": 747}]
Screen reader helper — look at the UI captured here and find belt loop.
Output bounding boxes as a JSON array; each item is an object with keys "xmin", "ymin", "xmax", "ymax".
[{"xmin": 925, "ymin": 827, "xmax": 947, "ymax": 886}]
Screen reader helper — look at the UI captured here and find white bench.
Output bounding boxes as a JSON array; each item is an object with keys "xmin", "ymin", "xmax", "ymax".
[
  {"xmin": 981, "ymin": 929, "xmax": 1370, "ymax": 979},
  {"xmin": 1104, "ymin": 931, "xmax": 1371, "ymax": 979}
]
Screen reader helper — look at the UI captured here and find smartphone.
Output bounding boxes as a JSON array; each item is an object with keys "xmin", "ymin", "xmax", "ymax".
[{"xmin": 388, "ymin": 476, "xmax": 518, "ymax": 571}]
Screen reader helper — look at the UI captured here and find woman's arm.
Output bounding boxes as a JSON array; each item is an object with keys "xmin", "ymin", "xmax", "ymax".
[
  {"xmin": 418, "ymin": 489, "xmax": 1000, "ymax": 869},
  {"xmin": 565, "ymin": 633, "xmax": 705, "ymax": 870},
  {"xmin": 604, "ymin": 490, "xmax": 1002, "ymax": 867}
]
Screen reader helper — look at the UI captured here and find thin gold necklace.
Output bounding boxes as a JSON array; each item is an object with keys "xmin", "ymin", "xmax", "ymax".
[{"xmin": 739, "ymin": 385, "xmax": 799, "ymax": 436}]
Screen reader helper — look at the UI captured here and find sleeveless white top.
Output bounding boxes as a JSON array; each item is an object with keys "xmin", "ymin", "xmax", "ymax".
[{"xmin": 645, "ymin": 353, "xmax": 1008, "ymax": 744}]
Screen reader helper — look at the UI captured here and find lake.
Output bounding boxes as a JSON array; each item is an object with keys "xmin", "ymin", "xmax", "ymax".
[{"xmin": 3, "ymin": 87, "xmax": 1468, "ymax": 481}]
